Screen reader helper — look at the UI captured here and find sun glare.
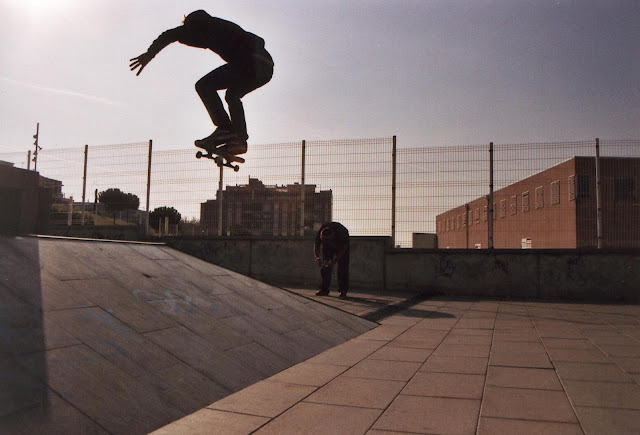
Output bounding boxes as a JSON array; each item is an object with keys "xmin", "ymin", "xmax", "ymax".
[{"xmin": 20, "ymin": 0, "xmax": 72, "ymax": 18}]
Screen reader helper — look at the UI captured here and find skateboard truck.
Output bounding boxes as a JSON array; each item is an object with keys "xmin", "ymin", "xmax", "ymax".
[{"xmin": 195, "ymin": 143, "xmax": 245, "ymax": 172}]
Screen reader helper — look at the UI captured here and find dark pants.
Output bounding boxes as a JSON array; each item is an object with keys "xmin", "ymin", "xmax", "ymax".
[
  {"xmin": 320, "ymin": 247, "xmax": 350, "ymax": 293},
  {"xmin": 195, "ymin": 52, "xmax": 273, "ymax": 141}
]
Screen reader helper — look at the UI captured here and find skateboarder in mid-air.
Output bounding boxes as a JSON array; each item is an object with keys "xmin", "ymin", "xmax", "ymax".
[{"xmin": 130, "ymin": 10, "xmax": 274, "ymax": 156}]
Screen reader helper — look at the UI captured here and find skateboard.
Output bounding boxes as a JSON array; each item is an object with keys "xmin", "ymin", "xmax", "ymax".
[{"xmin": 195, "ymin": 143, "xmax": 245, "ymax": 172}]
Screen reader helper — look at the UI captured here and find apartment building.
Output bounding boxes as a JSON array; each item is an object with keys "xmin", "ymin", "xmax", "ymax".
[
  {"xmin": 436, "ymin": 157, "xmax": 640, "ymax": 249},
  {"xmin": 201, "ymin": 178, "xmax": 332, "ymax": 236}
]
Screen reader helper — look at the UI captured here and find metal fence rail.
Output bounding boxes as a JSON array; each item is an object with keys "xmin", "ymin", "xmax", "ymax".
[{"xmin": 1, "ymin": 137, "xmax": 638, "ymax": 248}]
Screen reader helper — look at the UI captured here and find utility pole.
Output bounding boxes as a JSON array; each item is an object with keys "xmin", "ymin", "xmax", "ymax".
[{"xmin": 32, "ymin": 123, "xmax": 41, "ymax": 171}]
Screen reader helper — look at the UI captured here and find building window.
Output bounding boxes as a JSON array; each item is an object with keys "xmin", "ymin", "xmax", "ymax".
[
  {"xmin": 568, "ymin": 175, "xmax": 576, "ymax": 201},
  {"xmin": 483, "ymin": 205, "xmax": 488, "ymax": 222},
  {"xmin": 522, "ymin": 191, "xmax": 530, "ymax": 212},
  {"xmin": 510, "ymin": 195, "xmax": 517, "ymax": 215},
  {"xmin": 493, "ymin": 203, "xmax": 497, "ymax": 220},
  {"xmin": 551, "ymin": 180, "xmax": 560, "ymax": 205},
  {"xmin": 468, "ymin": 210, "xmax": 473, "ymax": 226},
  {"xmin": 475, "ymin": 208, "xmax": 480, "ymax": 223},
  {"xmin": 614, "ymin": 176, "xmax": 636, "ymax": 200},
  {"xmin": 499, "ymin": 199, "xmax": 507, "ymax": 218},
  {"xmin": 535, "ymin": 186, "xmax": 544, "ymax": 209}
]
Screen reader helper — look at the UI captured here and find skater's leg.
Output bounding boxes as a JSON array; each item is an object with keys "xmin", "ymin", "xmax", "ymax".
[
  {"xmin": 225, "ymin": 55, "xmax": 274, "ymax": 143},
  {"xmin": 337, "ymin": 248, "xmax": 350, "ymax": 297},
  {"xmin": 195, "ymin": 64, "xmax": 235, "ymax": 139},
  {"xmin": 317, "ymin": 264, "xmax": 333, "ymax": 296}
]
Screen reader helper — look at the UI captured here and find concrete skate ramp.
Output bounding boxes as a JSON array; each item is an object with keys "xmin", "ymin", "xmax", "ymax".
[{"xmin": 0, "ymin": 236, "xmax": 377, "ymax": 434}]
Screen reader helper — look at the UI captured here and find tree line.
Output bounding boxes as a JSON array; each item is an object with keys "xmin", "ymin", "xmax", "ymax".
[{"xmin": 97, "ymin": 188, "xmax": 182, "ymax": 228}]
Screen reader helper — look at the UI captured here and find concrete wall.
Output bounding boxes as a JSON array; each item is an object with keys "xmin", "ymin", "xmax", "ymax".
[
  {"xmin": 167, "ymin": 236, "xmax": 391, "ymax": 290},
  {"xmin": 168, "ymin": 237, "xmax": 639, "ymax": 302},
  {"xmin": 386, "ymin": 249, "xmax": 640, "ymax": 303}
]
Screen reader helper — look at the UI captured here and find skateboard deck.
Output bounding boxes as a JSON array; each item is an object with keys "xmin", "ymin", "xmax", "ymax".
[{"xmin": 195, "ymin": 142, "xmax": 245, "ymax": 172}]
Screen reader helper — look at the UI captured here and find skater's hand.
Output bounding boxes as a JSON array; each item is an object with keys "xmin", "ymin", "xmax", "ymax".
[
  {"xmin": 129, "ymin": 52, "xmax": 153, "ymax": 76},
  {"xmin": 316, "ymin": 257, "xmax": 323, "ymax": 266}
]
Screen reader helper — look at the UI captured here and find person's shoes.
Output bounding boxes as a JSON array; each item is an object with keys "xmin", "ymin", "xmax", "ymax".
[
  {"xmin": 315, "ymin": 290, "xmax": 329, "ymax": 296},
  {"xmin": 195, "ymin": 128, "xmax": 238, "ymax": 150},
  {"xmin": 338, "ymin": 292, "xmax": 348, "ymax": 299},
  {"xmin": 217, "ymin": 140, "xmax": 248, "ymax": 155}
]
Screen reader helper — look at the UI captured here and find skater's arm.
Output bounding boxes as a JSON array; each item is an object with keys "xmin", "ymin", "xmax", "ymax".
[
  {"xmin": 313, "ymin": 243, "xmax": 322, "ymax": 265},
  {"xmin": 129, "ymin": 27, "xmax": 182, "ymax": 76}
]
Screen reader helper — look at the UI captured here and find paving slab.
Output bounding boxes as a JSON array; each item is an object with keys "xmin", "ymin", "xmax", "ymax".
[
  {"xmin": 482, "ymin": 386, "xmax": 578, "ymax": 423},
  {"xmin": 478, "ymin": 417, "xmax": 583, "ymax": 435},
  {"xmin": 486, "ymin": 366, "xmax": 563, "ymax": 390},
  {"xmin": 305, "ymin": 376, "xmax": 405, "ymax": 409},
  {"xmin": 208, "ymin": 380, "xmax": 316, "ymax": 418},
  {"xmin": 150, "ymin": 409, "xmax": 269, "ymax": 435},
  {"xmin": 573, "ymin": 407, "xmax": 640, "ymax": 434},
  {"xmin": 402, "ymin": 372, "xmax": 485, "ymax": 399},
  {"xmin": 372, "ymin": 395, "xmax": 481, "ymax": 434},
  {"xmin": 255, "ymin": 402, "xmax": 382, "ymax": 435},
  {"xmin": 562, "ymin": 380, "xmax": 640, "ymax": 409}
]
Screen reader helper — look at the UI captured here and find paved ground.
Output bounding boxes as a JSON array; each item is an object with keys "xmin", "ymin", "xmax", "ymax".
[
  {"xmin": 0, "ymin": 237, "xmax": 376, "ymax": 434},
  {"xmin": 155, "ymin": 289, "xmax": 640, "ymax": 434},
  {"xmin": 3, "ymin": 237, "xmax": 639, "ymax": 434}
]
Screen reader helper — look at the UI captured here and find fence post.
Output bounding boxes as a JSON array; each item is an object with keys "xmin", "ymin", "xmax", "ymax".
[
  {"xmin": 217, "ymin": 164, "xmax": 224, "ymax": 236},
  {"xmin": 67, "ymin": 196, "xmax": 73, "ymax": 226},
  {"xmin": 300, "ymin": 140, "xmax": 306, "ymax": 236},
  {"xmin": 391, "ymin": 135, "xmax": 397, "ymax": 248},
  {"xmin": 595, "ymin": 138, "xmax": 603, "ymax": 249},
  {"xmin": 81, "ymin": 145, "xmax": 88, "ymax": 226},
  {"xmin": 33, "ymin": 122, "xmax": 40, "ymax": 172},
  {"xmin": 488, "ymin": 142, "xmax": 494, "ymax": 249},
  {"xmin": 27, "ymin": 150, "xmax": 31, "ymax": 171},
  {"xmin": 145, "ymin": 139, "xmax": 152, "ymax": 236}
]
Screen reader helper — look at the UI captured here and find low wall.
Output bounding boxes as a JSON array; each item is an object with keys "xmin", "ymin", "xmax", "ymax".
[
  {"xmin": 167, "ymin": 238, "xmax": 639, "ymax": 303},
  {"xmin": 167, "ymin": 236, "xmax": 391, "ymax": 290},
  {"xmin": 386, "ymin": 249, "xmax": 640, "ymax": 303}
]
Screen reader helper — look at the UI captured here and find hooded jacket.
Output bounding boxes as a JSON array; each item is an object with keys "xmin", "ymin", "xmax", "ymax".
[{"xmin": 147, "ymin": 10, "xmax": 273, "ymax": 66}]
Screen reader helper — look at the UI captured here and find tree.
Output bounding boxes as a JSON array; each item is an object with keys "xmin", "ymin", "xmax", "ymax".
[
  {"xmin": 149, "ymin": 206, "xmax": 181, "ymax": 232},
  {"xmin": 98, "ymin": 188, "xmax": 140, "ymax": 212}
]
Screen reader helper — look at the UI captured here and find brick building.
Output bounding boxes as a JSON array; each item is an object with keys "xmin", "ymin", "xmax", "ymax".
[
  {"xmin": 436, "ymin": 157, "xmax": 640, "ymax": 249},
  {"xmin": 201, "ymin": 178, "xmax": 332, "ymax": 236}
]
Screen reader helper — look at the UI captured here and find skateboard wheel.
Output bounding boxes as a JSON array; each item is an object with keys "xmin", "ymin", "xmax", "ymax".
[
  {"xmin": 233, "ymin": 165, "xmax": 240, "ymax": 172},
  {"xmin": 196, "ymin": 151, "xmax": 203, "ymax": 159}
]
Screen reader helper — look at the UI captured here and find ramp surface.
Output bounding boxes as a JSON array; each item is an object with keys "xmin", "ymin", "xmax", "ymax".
[{"xmin": 0, "ymin": 236, "xmax": 376, "ymax": 434}]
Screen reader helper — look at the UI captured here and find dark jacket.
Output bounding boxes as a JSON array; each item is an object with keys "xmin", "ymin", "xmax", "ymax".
[
  {"xmin": 315, "ymin": 222, "xmax": 350, "ymax": 254},
  {"xmin": 147, "ymin": 10, "xmax": 273, "ymax": 66}
]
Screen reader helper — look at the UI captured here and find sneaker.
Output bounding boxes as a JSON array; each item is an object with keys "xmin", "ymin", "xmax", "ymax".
[
  {"xmin": 195, "ymin": 128, "xmax": 238, "ymax": 149},
  {"xmin": 315, "ymin": 290, "xmax": 329, "ymax": 296},
  {"xmin": 338, "ymin": 292, "xmax": 348, "ymax": 299},
  {"xmin": 218, "ymin": 140, "xmax": 248, "ymax": 155}
]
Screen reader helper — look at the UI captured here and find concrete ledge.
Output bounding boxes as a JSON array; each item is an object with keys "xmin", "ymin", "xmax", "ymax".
[
  {"xmin": 386, "ymin": 248, "xmax": 640, "ymax": 302},
  {"xmin": 168, "ymin": 237, "xmax": 639, "ymax": 302},
  {"xmin": 167, "ymin": 236, "xmax": 391, "ymax": 290}
]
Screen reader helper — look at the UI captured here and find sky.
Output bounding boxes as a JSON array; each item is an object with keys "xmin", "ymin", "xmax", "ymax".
[{"xmin": 1, "ymin": 0, "xmax": 639, "ymax": 154}]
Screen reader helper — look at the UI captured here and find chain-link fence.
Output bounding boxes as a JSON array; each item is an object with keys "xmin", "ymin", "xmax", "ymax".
[{"xmin": 1, "ymin": 137, "xmax": 638, "ymax": 247}]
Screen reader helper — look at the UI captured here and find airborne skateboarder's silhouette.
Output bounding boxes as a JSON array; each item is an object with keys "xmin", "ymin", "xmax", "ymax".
[{"xmin": 130, "ymin": 10, "xmax": 274, "ymax": 155}]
